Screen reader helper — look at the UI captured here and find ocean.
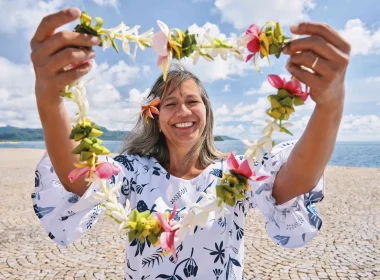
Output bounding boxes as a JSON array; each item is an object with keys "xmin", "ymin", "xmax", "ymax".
[{"xmin": 1, "ymin": 140, "xmax": 379, "ymax": 168}]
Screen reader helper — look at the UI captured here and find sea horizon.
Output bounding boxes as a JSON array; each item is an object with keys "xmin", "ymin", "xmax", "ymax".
[{"xmin": 1, "ymin": 140, "xmax": 379, "ymax": 168}]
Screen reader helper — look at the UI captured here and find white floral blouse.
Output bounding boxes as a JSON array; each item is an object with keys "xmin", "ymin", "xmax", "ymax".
[{"xmin": 32, "ymin": 140, "xmax": 325, "ymax": 280}]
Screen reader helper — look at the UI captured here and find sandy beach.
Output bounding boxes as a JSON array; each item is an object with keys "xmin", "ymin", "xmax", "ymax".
[{"xmin": 0, "ymin": 148, "xmax": 379, "ymax": 280}]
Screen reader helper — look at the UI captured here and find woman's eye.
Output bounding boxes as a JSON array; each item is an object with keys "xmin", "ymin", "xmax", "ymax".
[
  {"xmin": 166, "ymin": 103, "xmax": 175, "ymax": 107},
  {"xmin": 190, "ymin": 100, "xmax": 199, "ymax": 104}
]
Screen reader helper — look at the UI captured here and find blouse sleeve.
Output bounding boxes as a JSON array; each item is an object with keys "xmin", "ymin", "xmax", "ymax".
[
  {"xmin": 32, "ymin": 152, "xmax": 127, "ymax": 246},
  {"xmin": 245, "ymin": 140, "xmax": 325, "ymax": 249}
]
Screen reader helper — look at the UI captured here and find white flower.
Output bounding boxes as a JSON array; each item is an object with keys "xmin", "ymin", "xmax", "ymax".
[
  {"xmin": 193, "ymin": 29, "xmax": 213, "ymax": 65},
  {"xmin": 101, "ymin": 22, "xmax": 129, "ymax": 51},
  {"xmin": 242, "ymin": 139, "xmax": 264, "ymax": 165},
  {"xmin": 176, "ymin": 208, "xmax": 201, "ymax": 241},
  {"xmin": 198, "ymin": 189, "xmax": 229, "ymax": 220},
  {"xmin": 261, "ymin": 120, "xmax": 280, "ymax": 135},
  {"xmin": 258, "ymin": 135, "xmax": 273, "ymax": 154}
]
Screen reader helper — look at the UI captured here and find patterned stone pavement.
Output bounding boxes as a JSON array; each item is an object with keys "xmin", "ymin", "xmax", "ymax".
[{"xmin": 0, "ymin": 148, "xmax": 379, "ymax": 279}]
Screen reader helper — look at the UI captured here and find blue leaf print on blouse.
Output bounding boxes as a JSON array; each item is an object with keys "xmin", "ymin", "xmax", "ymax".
[
  {"xmin": 110, "ymin": 174, "xmax": 116, "ymax": 185},
  {"xmin": 225, "ymin": 255, "xmax": 241, "ymax": 280},
  {"xmin": 33, "ymin": 205, "xmax": 55, "ymax": 219},
  {"xmin": 136, "ymin": 183, "xmax": 148, "ymax": 194},
  {"xmin": 165, "ymin": 207, "xmax": 185, "ymax": 221},
  {"xmin": 209, "ymin": 168, "xmax": 222, "ymax": 178},
  {"xmin": 233, "ymin": 222, "xmax": 244, "ymax": 240},
  {"xmin": 156, "ymin": 274, "xmax": 174, "ymax": 279},
  {"xmin": 203, "ymin": 241, "xmax": 225, "ymax": 264},
  {"xmin": 273, "ymin": 235, "xmax": 290, "ymax": 246},
  {"xmin": 114, "ymin": 155, "xmax": 135, "ymax": 171},
  {"xmin": 302, "ymin": 233, "xmax": 306, "ymax": 242},
  {"xmin": 48, "ymin": 232, "xmax": 55, "ymax": 240},
  {"xmin": 121, "ymin": 177, "xmax": 131, "ymax": 199},
  {"xmin": 35, "ymin": 170, "xmax": 41, "ymax": 188},
  {"xmin": 136, "ymin": 200, "xmax": 149, "ymax": 212},
  {"xmin": 152, "ymin": 167, "xmax": 162, "ymax": 176},
  {"xmin": 130, "ymin": 237, "xmax": 150, "ymax": 256},
  {"xmin": 68, "ymin": 195, "xmax": 79, "ymax": 203},
  {"xmin": 307, "ymin": 204, "xmax": 322, "ymax": 230},
  {"xmin": 255, "ymin": 183, "xmax": 273, "ymax": 195},
  {"xmin": 304, "ymin": 190, "xmax": 324, "ymax": 206}
]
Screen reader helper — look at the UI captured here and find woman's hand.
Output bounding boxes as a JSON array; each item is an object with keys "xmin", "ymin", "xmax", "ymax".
[
  {"xmin": 30, "ymin": 8, "xmax": 100, "ymax": 106},
  {"xmin": 283, "ymin": 22, "xmax": 351, "ymax": 110}
]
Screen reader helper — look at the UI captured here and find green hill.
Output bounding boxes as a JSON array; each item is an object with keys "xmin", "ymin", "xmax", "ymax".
[{"xmin": 0, "ymin": 126, "xmax": 236, "ymax": 141}]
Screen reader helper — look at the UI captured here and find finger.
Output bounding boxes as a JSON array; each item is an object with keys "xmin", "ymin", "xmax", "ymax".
[
  {"xmin": 286, "ymin": 62, "xmax": 322, "ymax": 91},
  {"xmin": 54, "ymin": 61, "xmax": 93, "ymax": 90},
  {"xmin": 283, "ymin": 36, "xmax": 338, "ymax": 60},
  {"xmin": 290, "ymin": 22, "xmax": 351, "ymax": 54},
  {"xmin": 31, "ymin": 8, "xmax": 81, "ymax": 50},
  {"xmin": 288, "ymin": 51, "xmax": 333, "ymax": 77},
  {"xmin": 45, "ymin": 48, "xmax": 96, "ymax": 72},
  {"xmin": 38, "ymin": 31, "xmax": 100, "ymax": 57}
]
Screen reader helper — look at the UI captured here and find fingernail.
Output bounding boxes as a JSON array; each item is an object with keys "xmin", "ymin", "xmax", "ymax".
[
  {"xmin": 282, "ymin": 46, "xmax": 288, "ymax": 54},
  {"xmin": 69, "ymin": 8, "xmax": 81, "ymax": 17},
  {"xmin": 91, "ymin": 36, "xmax": 100, "ymax": 44},
  {"xmin": 290, "ymin": 24, "xmax": 298, "ymax": 32}
]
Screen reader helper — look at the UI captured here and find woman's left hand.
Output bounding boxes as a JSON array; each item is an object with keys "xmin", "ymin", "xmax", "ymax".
[{"xmin": 282, "ymin": 22, "xmax": 351, "ymax": 109}]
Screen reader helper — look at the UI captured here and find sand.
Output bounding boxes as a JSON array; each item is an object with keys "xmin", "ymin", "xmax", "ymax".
[{"xmin": 0, "ymin": 148, "xmax": 379, "ymax": 279}]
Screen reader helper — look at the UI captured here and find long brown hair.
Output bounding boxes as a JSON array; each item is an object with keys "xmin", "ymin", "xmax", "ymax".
[{"xmin": 119, "ymin": 64, "xmax": 226, "ymax": 167}]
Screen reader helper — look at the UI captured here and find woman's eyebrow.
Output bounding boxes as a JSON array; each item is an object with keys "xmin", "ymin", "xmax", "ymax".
[{"xmin": 162, "ymin": 96, "xmax": 177, "ymax": 103}]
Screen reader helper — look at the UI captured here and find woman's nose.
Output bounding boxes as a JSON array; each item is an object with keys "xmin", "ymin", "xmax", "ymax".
[{"xmin": 176, "ymin": 103, "xmax": 192, "ymax": 117}]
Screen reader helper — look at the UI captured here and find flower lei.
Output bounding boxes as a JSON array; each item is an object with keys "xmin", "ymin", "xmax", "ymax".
[{"xmin": 61, "ymin": 12, "xmax": 310, "ymax": 261}]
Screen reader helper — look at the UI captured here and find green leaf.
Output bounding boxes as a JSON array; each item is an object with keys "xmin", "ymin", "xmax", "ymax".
[
  {"xmin": 294, "ymin": 96, "xmax": 305, "ymax": 106},
  {"xmin": 280, "ymin": 126, "xmax": 294, "ymax": 136},
  {"xmin": 111, "ymin": 37, "xmax": 119, "ymax": 53},
  {"xmin": 277, "ymin": 89, "xmax": 290, "ymax": 98},
  {"xmin": 280, "ymin": 97, "xmax": 294, "ymax": 107},
  {"xmin": 274, "ymin": 22, "xmax": 283, "ymax": 39},
  {"xmin": 94, "ymin": 17, "xmax": 104, "ymax": 31}
]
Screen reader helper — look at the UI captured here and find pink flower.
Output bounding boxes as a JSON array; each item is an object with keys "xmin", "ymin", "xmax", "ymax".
[
  {"xmin": 156, "ymin": 203, "xmax": 179, "ymax": 263},
  {"xmin": 68, "ymin": 162, "xmax": 120, "ymax": 183},
  {"xmin": 227, "ymin": 153, "xmax": 268, "ymax": 182},
  {"xmin": 151, "ymin": 20, "xmax": 172, "ymax": 80},
  {"xmin": 243, "ymin": 24, "xmax": 261, "ymax": 63},
  {"xmin": 268, "ymin": 74, "xmax": 309, "ymax": 102}
]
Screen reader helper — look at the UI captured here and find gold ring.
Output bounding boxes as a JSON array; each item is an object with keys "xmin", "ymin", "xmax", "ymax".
[{"xmin": 311, "ymin": 56, "xmax": 319, "ymax": 69}]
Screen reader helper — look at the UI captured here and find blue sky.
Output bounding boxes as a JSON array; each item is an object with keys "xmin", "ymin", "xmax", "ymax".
[{"xmin": 0, "ymin": 0, "xmax": 380, "ymax": 141}]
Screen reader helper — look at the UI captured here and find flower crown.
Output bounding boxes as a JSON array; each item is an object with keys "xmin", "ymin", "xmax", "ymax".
[{"xmin": 60, "ymin": 12, "xmax": 310, "ymax": 262}]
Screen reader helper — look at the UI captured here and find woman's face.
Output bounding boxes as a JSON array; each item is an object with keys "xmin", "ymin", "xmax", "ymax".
[{"xmin": 159, "ymin": 79, "xmax": 207, "ymax": 149}]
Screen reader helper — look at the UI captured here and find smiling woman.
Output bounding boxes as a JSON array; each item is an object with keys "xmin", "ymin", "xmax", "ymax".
[
  {"xmin": 123, "ymin": 65, "xmax": 225, "ymax": 179},
  {"xmin": 30, "ymin": 6, "xmax": 352, "ymax": 280}
]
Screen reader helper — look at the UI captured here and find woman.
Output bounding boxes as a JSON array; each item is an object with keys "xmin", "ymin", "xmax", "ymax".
[{"xmin": 31, "ymin": 8, "xmax": 350, "ymax": 280}]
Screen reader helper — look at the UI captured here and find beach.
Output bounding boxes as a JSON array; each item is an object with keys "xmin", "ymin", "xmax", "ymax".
[{"xmin": 0, "ymin": 148, "xmax": 379, "ymax": 280}]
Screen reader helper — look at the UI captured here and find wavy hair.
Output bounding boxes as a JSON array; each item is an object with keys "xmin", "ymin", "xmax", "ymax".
[{"xmin": 119, "ymin": 64, "xmax": 226, "ymax": 167}]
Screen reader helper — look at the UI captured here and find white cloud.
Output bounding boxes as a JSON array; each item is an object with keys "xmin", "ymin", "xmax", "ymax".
[
  {"xmin": 212, "ymin": 97, "xmax": 270, "ymax": 124},
  {"xmin": 214, "ymin": 0, "xmax": 315, "ymax": 29},
  {"xmin": 92, "ymin": 0, "xmax": 119, "ymax": 8},
  {"xmin": 214, "ymin": 123, "xmax": 245, "ymax": 139},
  {"xmin": 222, "ymin": 84, "xmax": 230, "ymax": 92},
  {"xmin": 128, "ymin": 88, "xmax": 150, "ymax": 104},
  {"xmin": 0, "ymin": 57, "xmax": 147, "ymax": 130},
  {"xmin": 182, "ymin": 22, "xmax": 265, "ymax": 82},
  {"xmin": 100, "ymin": 60, "xmax": 144, "ymax": 88},
  {"xmin": 244, "ymin": 74, "xmax": 291, "ymax": 95},
  {"xmin": 339, "ymin": 19, "xmax": 380, "ymax": 55},
  {"xmin": 215, "ymin": 104, "xmax": 230, "ymax": 115},
  {"xmin": 0, "ymin": 0, "xmax": 75, "ymax": 40}
]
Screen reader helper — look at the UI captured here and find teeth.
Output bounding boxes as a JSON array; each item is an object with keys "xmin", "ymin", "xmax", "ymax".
[{"xmin": 174, "ymin": 122, "xmax": 194, "ymax": 128}]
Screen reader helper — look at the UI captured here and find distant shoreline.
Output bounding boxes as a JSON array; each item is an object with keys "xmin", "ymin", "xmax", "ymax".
[{"xmin": 0, "ymin": 141, "xmax": 22, "ymax": 144}]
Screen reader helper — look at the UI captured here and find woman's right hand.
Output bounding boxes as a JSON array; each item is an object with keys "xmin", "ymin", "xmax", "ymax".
[{"xmin": 30, "ymin": 8, "xmax": 100, "ymax": 107}]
